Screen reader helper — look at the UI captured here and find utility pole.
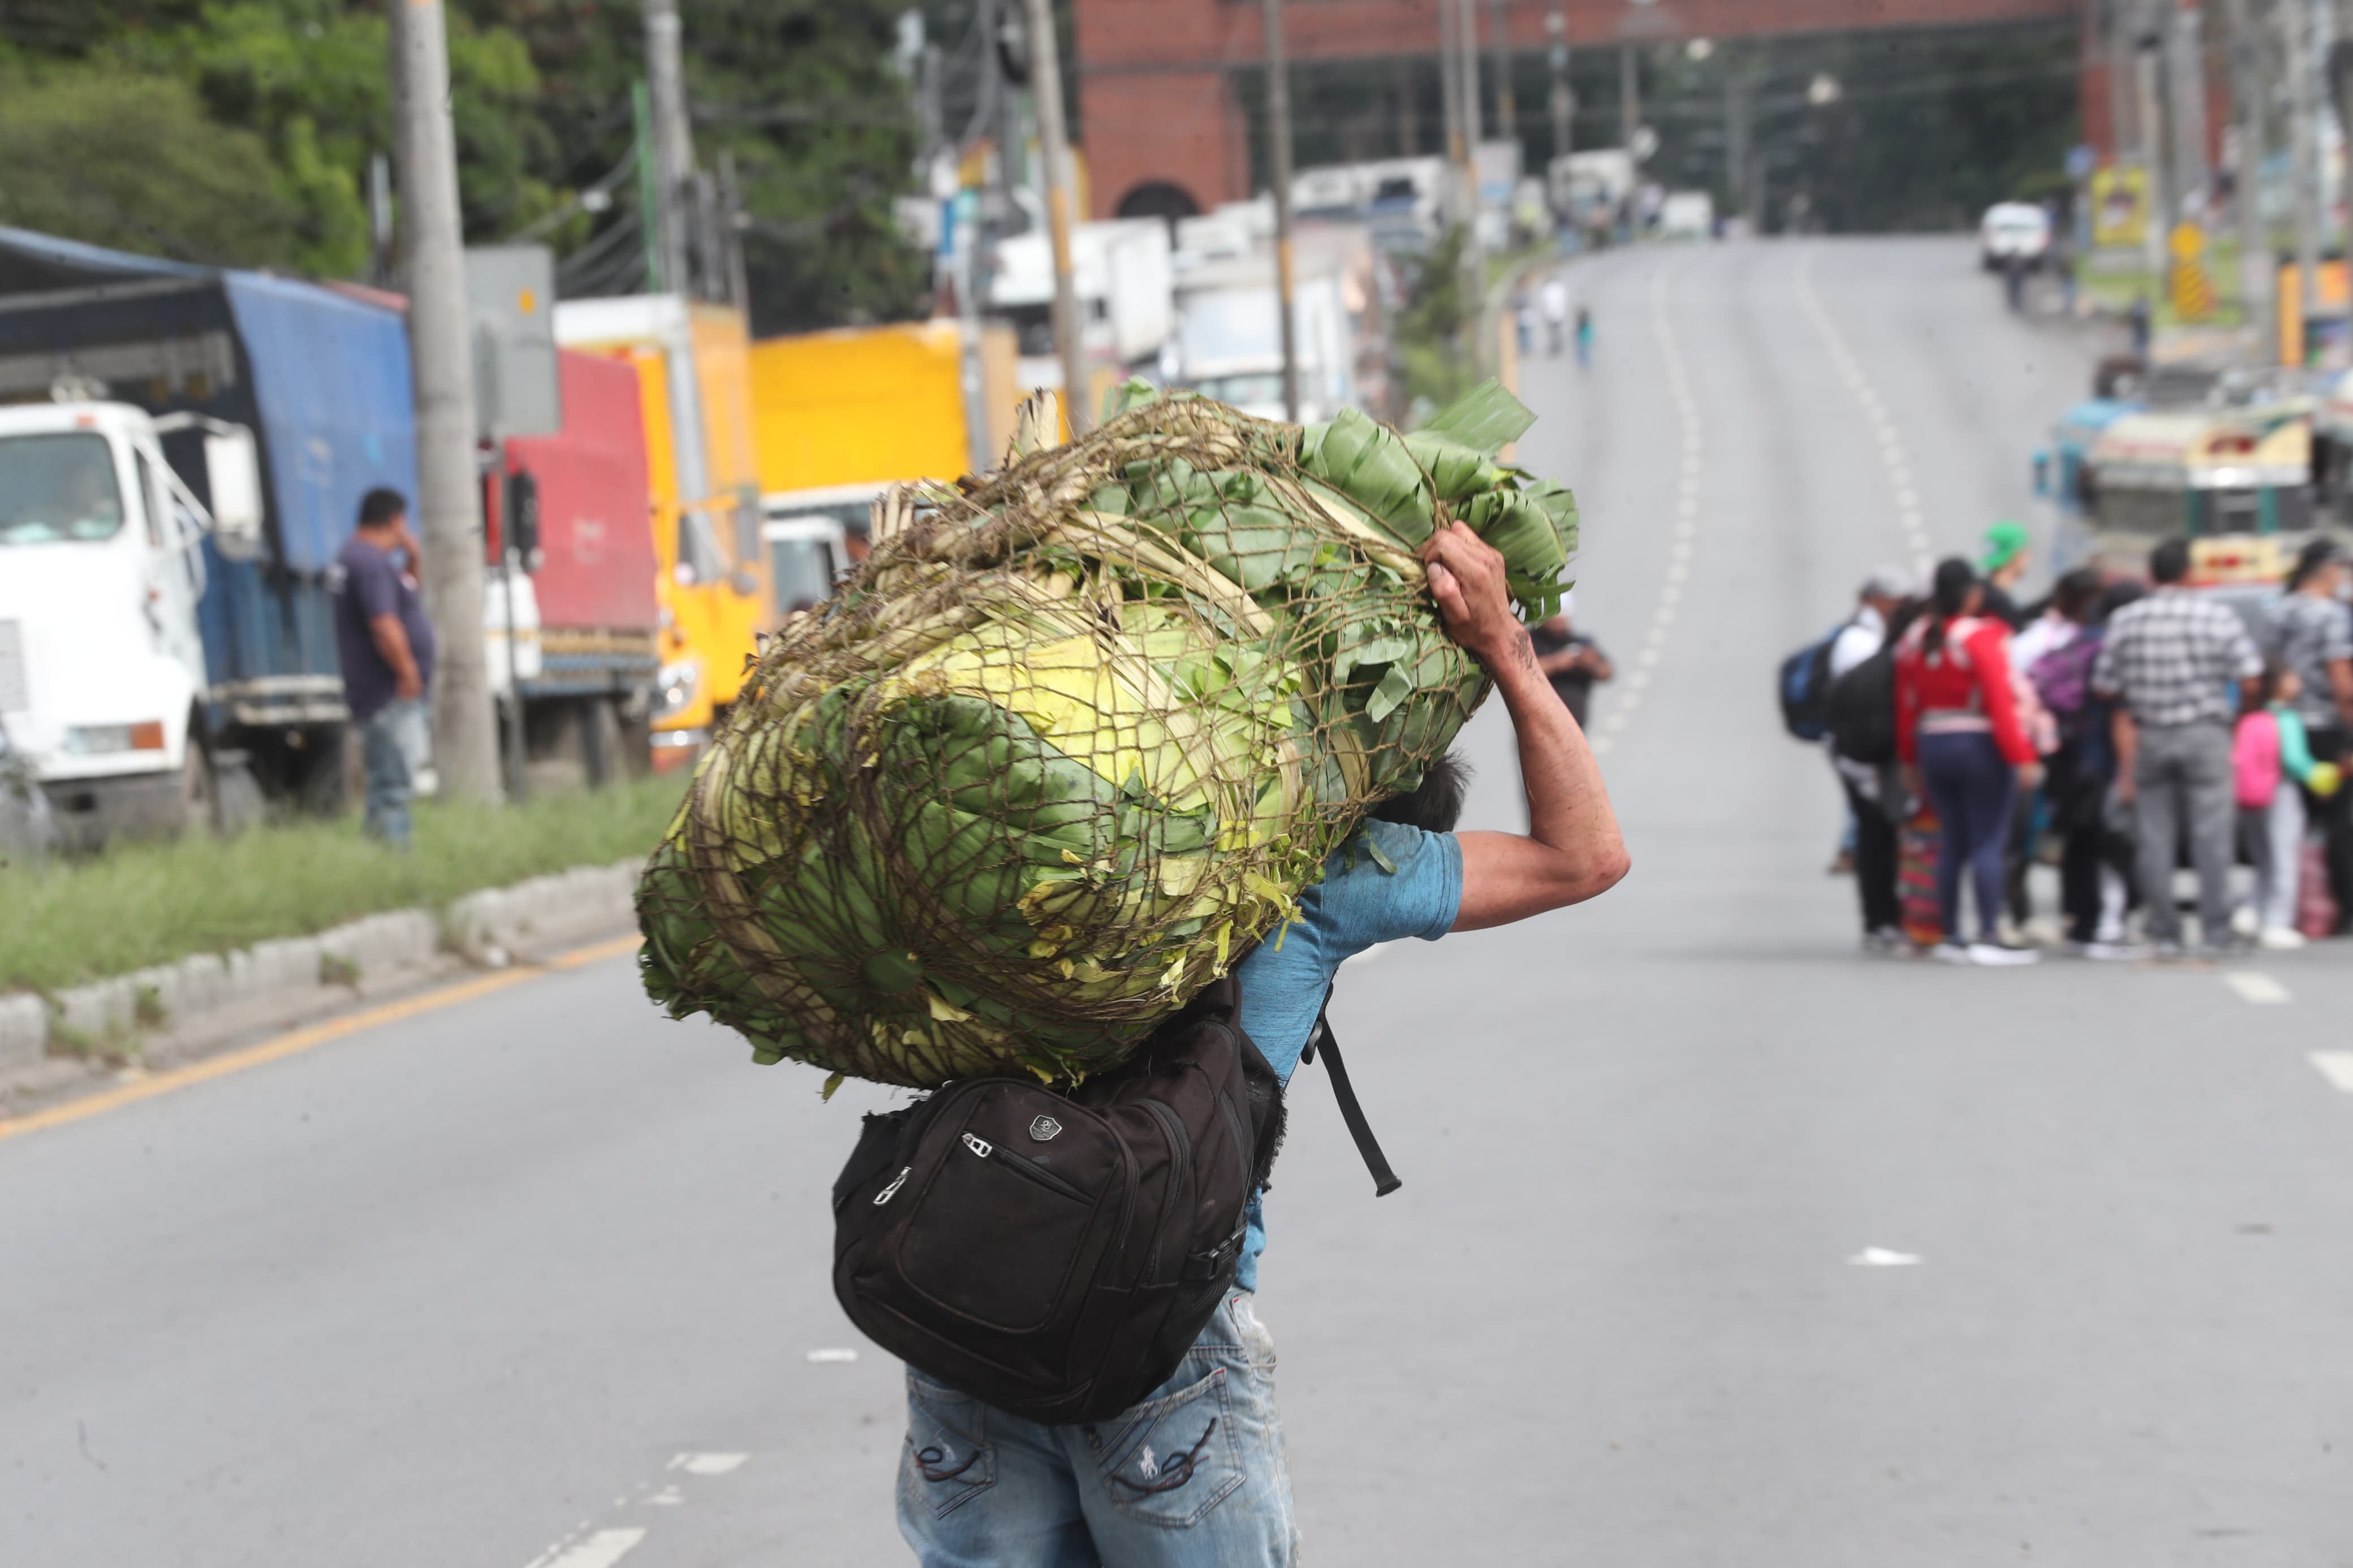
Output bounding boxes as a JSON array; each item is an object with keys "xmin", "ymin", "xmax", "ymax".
[
  {"xmin": 1490, "ymin": 0, "xmax": 1515, "ymax": 149},
  {"xmin": 1460, "ymin": 0, "xmax": 1485, "ymax": 148},
  {"xmin": 1440, "ymin": 0, "xmax": 1467, "ymax": 222},
  {"xmin": 1726, "ymin": 68, "xmax": 1749, "ymax": 229},
  {"xmin": 2167, "ymin": 1, "xmax": 2213, "ymax": 217},
  {"xmin": 1619, "ymin": 42, "xmax": 1640, "ymax": 153},
  {"xmin": 2286, "ymin": 0, "xmax": 2325, "ymax": 337},
  {"xmin": 2224, "ymin": 0, "xmax": 2273, "ymax": 338},
  {"xmin": 387, "ymin": 0, "xmax": 499, "ymax": 805},
  {"xmin": 2110, "ymin": 0, "xmax": 2139, "ymax": 171},
  {"xmin": 1022, "ymin": 0, "xmax": 1088, "ymax": 435},
  {"xmin": 1263, "ymin": 0, "xmax": 1302, "ymax": 424},
  {"xmin": 1548, "ymin": 7, "xmax": 1572, "ymax": 169},
  {"xmin": 2135, "ymin": 20, "xmax": 2171, "ymax": 300},
  {"xmin": 644, "ymin": 0, "xmax": 696, "ymax": 299}
]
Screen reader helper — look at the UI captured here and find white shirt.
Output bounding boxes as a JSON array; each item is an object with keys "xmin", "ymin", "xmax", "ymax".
[
  {"xmin": 1541, "ymin": 279, "xmax": 1571, "ymax": 322},
  {"xmin": 2009, "ymin": 611, "xmax": 2077, "ymax": 678},
  {"xmin": 1827, "ymin": 603, "xmax": 1887, "ymax": 681}
]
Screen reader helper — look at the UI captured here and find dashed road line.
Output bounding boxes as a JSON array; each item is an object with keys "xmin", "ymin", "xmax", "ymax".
[
  {"xmin": 526, "ymin": 1528, "xmax": 648, "ymax": 1568},
  {"xmin": 1593, "ymin": 268, "xmax": 1701, "ymax": 759},
  {"xmin": 2223, "ymin": 971, "xmax": 2293, "ymax": 1005},
  {"xmin": 2309, "ymin": 1052, "xmax": 2353, "ymax": 1094},
  {"xmin": 1794, "ymin": 253, "xmax": 1933, "ymax": 578}
]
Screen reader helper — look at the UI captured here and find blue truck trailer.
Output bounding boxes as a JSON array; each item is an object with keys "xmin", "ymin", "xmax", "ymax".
[{"xmin": 0, "ymin": 227, "xmax": 419, "ymax": 837}]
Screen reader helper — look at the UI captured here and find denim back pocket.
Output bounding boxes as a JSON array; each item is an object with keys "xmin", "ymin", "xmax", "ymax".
[
  {"xmin": 1089, "ymin": 1365, "xmax": 1244, "ymax": 1528},
  {"xmin": 903, "ymin": 1373, "xmax": 997, "ymax": 1519}
]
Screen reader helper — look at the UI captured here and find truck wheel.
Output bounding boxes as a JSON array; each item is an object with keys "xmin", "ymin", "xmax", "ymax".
[{"xmin": 211, "ymin": 754, "xmax": 266, "ymax": 835}]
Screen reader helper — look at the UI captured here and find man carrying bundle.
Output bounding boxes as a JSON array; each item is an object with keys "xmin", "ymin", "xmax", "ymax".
[{"xmin": 895, "ymin": 520, "xmax": 1630, "ymax": 1566}]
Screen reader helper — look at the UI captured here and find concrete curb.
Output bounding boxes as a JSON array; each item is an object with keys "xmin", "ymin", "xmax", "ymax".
[{"xmin": 1, "ymin": 858, "xmax": 640, "ymax": 1084}]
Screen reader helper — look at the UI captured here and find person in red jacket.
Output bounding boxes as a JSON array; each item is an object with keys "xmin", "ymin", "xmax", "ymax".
[{"xmin": 1896, "ymin": 557, "xmax": 2044, "ymax": 963}]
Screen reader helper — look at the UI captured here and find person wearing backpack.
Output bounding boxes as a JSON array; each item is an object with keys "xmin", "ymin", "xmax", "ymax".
[
  {"xmin": 1823, "ymin": 567, "xmax": 1915, "ymax": 951},
  {"xmin": 887, "ymin": 521, "xmax": 1630, "ymax": 1567}
]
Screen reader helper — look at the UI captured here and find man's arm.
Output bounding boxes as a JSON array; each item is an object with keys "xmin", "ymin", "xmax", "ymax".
[
  {"xmin": 2110, "ymin": 706, "xmax": 2139, "ymax": 804},
  {"xmin": 370, "ymin": 614, "xmax": 423, "ymax": 700},
  {"xmin": 2330, "ymin": 656, "xmax": 2353, "ymax": 737},
  {"xmin": 1421, "ymin": 523, "xmax": 1630, "ymax": 931}
]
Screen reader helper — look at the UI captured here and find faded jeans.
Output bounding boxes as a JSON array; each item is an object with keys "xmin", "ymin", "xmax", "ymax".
[
  {"xmin": 358, "ymin": 698, "xmax": 427, "ymax": 848},
  {"xmin": 2240, "ymin": 780, "xmax": 2307, "ymax": 932},
  {"xmin": 898, "ymin": 1292, "xmax": 1298, "ymax": 1567},
  {"xmin": 2132, "ymin": 720, "xmax": 2234, "ymax": 948}
]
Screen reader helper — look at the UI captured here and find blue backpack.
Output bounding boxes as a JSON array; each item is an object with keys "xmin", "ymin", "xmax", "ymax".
[{"xmin": 1778, "ymin": 624, "xmax": 1846, "ymax": 741}]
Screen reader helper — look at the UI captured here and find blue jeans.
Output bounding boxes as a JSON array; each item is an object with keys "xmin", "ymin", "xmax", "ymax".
[
  {"xmin": 1919, "ymin": 729, "xmax": 2016, "ymax": 941},
  {"xmin": 358, "ymin": 698, "xmax": 426, "ymax": 849},
  {"xmin": 898, "ymin": 1293, "xmax": 1297, "ymax": 1567}
]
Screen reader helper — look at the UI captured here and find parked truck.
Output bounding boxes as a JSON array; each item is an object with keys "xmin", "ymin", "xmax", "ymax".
[
  {"xmin": 0, "ymin": 227, "xmax": 415, "ymax": 842},
  {"xmin": 1169, "ymin": 222, "xmax": 1390, "ymax": 423},
  {"xmin": 554, "ymin": 295, "xmax": 768, "ymax": 764},
  {"xmin": 481, "ymin": 348, "xmax": 662, "ymax": 791},
  {"xmin": 747, "ymin": 319, "xmax": 1023, "ymax": 621}
]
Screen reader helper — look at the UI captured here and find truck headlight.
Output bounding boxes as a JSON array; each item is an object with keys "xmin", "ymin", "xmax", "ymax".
[
  {"xmin": 652, "ymin": 659, "xmax": 701, "ymax": 720},
  {"xmin": 64, "ymin": 721, "xmax": 167, "ymax": 755}
]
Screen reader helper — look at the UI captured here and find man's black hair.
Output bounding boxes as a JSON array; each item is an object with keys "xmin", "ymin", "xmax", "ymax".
[
  {"xmin": 357, "ymin": 487, "xmax": 408, "ymax": 529},
  {"xmin": 2149, "ymin": 537, "xmax": 2191, "ymax": 585},
  {"xmin": 1368, "ymin": 750, "xmax": 1471, "ymax": 833}
]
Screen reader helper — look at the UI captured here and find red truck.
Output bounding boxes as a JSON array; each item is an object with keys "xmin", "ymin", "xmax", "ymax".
[{"xmin": 481, "ymin": 348, "xmax": 662, "ymax": 791}]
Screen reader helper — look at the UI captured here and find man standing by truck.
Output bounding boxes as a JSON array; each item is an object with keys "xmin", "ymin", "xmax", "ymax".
[{"xmin": 330, "ymin": 489, "xmax": 436, "ymax": 847}]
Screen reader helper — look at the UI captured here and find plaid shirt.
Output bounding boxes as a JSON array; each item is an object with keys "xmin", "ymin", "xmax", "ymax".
[
  {"xmin": 2091, "ymin": 588, "xmax": 2262, "ymax": 728},
  {"xmin": 2276, "ymin": 591, "xmax": 2353, "ymax": 730}
]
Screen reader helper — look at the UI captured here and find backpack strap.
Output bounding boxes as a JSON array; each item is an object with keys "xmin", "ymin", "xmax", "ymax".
[{"xmin": 1298, "ymin": 987, "xmax": 1402, "ymax": 1196}]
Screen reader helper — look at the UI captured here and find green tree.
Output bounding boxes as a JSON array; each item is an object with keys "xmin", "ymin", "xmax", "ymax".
[{"xmin": 0, "ymin": 66, "xmax": 301, "ymax": 266}]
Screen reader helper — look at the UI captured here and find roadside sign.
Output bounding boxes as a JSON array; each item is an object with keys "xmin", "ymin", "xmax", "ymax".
[{"xmin": 2091, "ymin": 166, "xmax": 2148, "ymax": 248}]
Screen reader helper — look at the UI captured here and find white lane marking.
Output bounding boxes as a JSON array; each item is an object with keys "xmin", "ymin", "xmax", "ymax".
[
  {"xmin": 2223, "ymin": 971, "xmax": 2292, "ymax": 1005},
  {"xmin": 646, "ymin": 1486, "xmax": 686, "ymax": 1506},
  {"xmin": 1796, "ymin": 253, "xmax": 1932, "ymax": 574},
  {"xmin": 669, "ymin": 1452, "xmax": 750, "ymax": 1476},
  {"xmin": 1598, "ymin": 266, "xmax": 1705, "ymax": 751},
  {"xmin": 2310, "ymin": 1052, "xmax": 2353, "ymax": 1092},
  {"xmin": 806, "ymin": 1346, "xmax": 860, "ymax": 1363},
  {"xmin": 527, "ymin": 1528, "xmax": 647, "ymax": 1568},
  {"xmin": 1847, "ymin": 1247, "xmax": 1924, "ymax": 1267}
]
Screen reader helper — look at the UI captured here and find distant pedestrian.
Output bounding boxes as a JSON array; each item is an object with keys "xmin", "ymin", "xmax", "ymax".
[
  {"xmin": 2092, "ymin": 538, "xmax": 2265, "ymax": 958},
  {"xmin": 2031, "ymin": 578, "xmax": 2144, "ymax": 956},
  {"xmin": 1512, "ymin": 284, "xmax": 1535, "ymax": 355},
  {"xmin": 1541, "ymin": 275, "xmax": 1570, "ymax": 358},
  {"xmin": 1977, "ymin": 520, "xmax": 2032, "ymax": 630},
  {"xmin": 1574, "ymin": 305, "xmax": 1594, "ymax": 369},
  {"xmin": 2002, "ymin": 252, "xmax": 2028, "ymax": 313},
  {"xmin": 1828, "ymin": 566, "xmax": 1916, "ymax": 952},
  {"xmin": 2127, "ymin": 295, "xmax": 2152, "ymax": 356},
  {"xmin": 331, "ymin": 487, "xmax": 436, "ymax": 848},
  {"xmin": 1529, "ymin": 594, "xmax": 1612, "ymax": 730},
  {"xmin": 1895, "ymin": 558, "xmax": 2042, "ymax": 964},
  {"xmin": 2275, "ymin": 538, "xmax": 2353, "ymax": 931},
  {"xmin": 2235, "ymin": 660, "xmax": 2325, "ymax": 949}
]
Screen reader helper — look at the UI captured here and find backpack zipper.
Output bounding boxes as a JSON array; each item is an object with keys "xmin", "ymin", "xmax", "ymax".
[
  {"xmin": 1138, "ymin": 1099, "xmax": 1192, "ymax": 1283},
  {"xmin": 963, "ymin": 1130, "xmax": 1091, "ymax": 1204}
]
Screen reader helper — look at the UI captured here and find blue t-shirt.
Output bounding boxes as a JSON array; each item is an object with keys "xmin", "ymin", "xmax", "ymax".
[
  {"xmin": 330, "ymin": 535, "xmax": 436, "ymax": 723},
  {"xmin": 1231, "ymin": 818, "xmax": 1462, "ymax": 1290}
]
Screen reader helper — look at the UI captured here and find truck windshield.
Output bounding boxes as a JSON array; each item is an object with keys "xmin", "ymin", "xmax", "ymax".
[{"xmin": 0, "ymin": 433, "xmax": 124, "ymax": 545}]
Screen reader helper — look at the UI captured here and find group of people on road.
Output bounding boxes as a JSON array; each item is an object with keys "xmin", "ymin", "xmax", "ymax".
[
  {"xmin": 1516, "ymin": 274, "xmax": 1593, "ymax": 368},
  {"xmin": 1818, "ymin": 525, "xmax": 2353, "ymax": 964}
]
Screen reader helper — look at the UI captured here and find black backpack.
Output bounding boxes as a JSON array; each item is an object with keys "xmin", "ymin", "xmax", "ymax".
[
  {"xmin": 1777, "ymin": 624, "xmax": 1845, "ymax": 741},
  {"xmin": 830, "ymin": 976, "xmax": 1395, "ymax": 1426},
  {"xmin": 1826, "ymin": 643, "xmax": 1899, "ymax": 765}
]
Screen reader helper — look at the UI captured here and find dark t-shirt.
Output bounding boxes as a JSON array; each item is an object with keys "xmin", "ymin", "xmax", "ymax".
[
  {"xmin": 1529, "ymin": 623, "xmax": 1604, "ymax": 728},
  {"xmin": 331, "ymin": 535, "xmax": 436, "ymax": 723},
  {"xmin": 1980, "ymin": 580, "xmax": 2027, "ymax": 632}
]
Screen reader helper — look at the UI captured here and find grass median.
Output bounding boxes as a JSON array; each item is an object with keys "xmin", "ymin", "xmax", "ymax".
[{"xmin": 1, "ymin": 776, "xmax": 682, "ymax": 997}]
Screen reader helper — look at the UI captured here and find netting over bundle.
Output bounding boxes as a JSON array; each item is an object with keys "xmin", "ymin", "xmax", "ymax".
[{"xmin": 636, "ymin": 383, "xmax": 1576, "ymax": 1089}]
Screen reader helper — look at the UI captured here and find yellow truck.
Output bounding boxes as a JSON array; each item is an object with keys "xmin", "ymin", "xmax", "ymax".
[
  {"xmin": 555, "ymin": 295, "xmax": 770, "ymax": 762},
  {"xmin": 747, "ymin": 320, "xmax": 1021, "ymax": 619}
]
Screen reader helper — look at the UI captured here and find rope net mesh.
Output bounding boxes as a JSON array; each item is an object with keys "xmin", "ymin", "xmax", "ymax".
[{"xmin": 635, "ymin": 383, "xmax": 1575, "ymax": 1089}]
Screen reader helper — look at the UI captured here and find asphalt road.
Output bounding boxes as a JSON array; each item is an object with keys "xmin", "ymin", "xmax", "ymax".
[{"xmin": 7, "ymin": 237, "xmax": 2353, "ymax": 1567}]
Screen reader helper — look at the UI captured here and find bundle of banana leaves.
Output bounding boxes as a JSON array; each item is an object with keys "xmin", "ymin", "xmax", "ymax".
[{"xmin": 636, "ymin": 381, "xmax": 1576, "ymax": 1090}]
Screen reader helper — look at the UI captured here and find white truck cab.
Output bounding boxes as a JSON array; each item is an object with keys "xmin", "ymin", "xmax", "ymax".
[
  {"xmin": 761, "ymin": 483, "xmax": 864, "ymax": 619},
  {"xmin": 0, "ymin": 399, "xmax": 257, "ymax": 840}
]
